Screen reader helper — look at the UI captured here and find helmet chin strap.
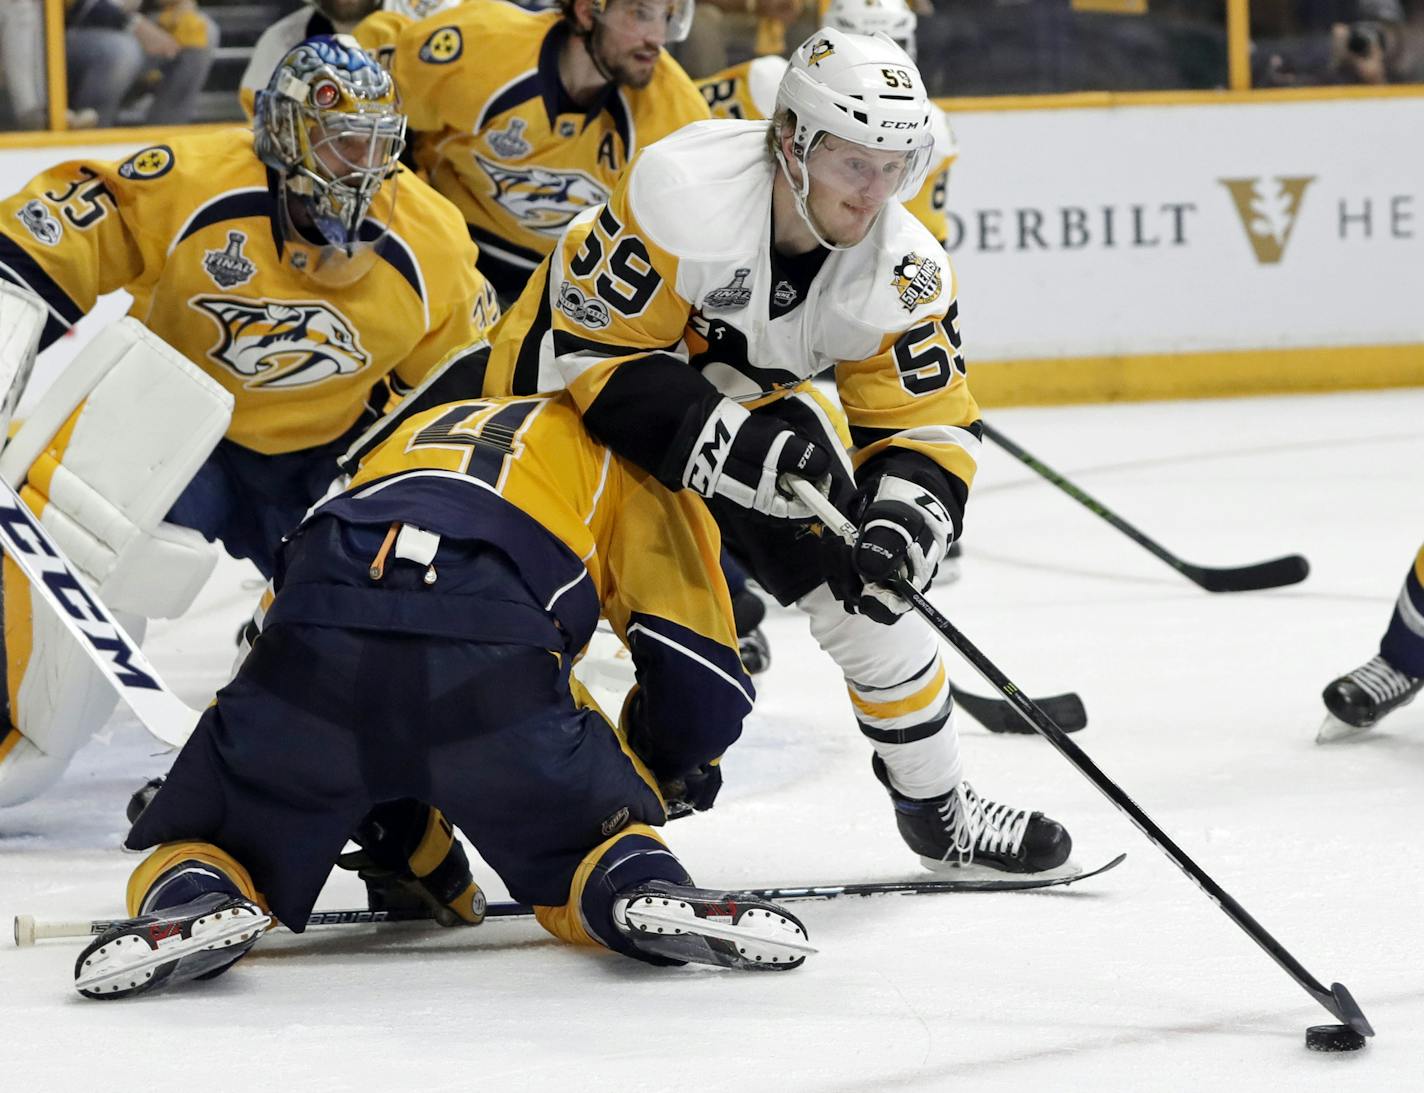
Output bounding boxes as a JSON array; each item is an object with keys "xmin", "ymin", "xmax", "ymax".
[
  {"xmin": 585, "ymin": 21, "xmax": 617, "ymax": 85},
  {"xmin": 774, "ymin": 144, "xmax": 879, "ymax": 253}
]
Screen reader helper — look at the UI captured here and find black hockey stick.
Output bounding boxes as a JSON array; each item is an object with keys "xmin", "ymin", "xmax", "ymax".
[
  {"xmin": 13, "ymin": 857, "xmax": 1125, "ymax": 944},
  {"xmin": 955, "ymin": 687, "xmax": 1086, "ymax": 734},
  {"xmin": 789, "ymin": 478, "xmax": 1372, "ymax": 1039},
  {"xmin": 981, "ymin": 421, "xmax": 1309, "ymax": 593}
]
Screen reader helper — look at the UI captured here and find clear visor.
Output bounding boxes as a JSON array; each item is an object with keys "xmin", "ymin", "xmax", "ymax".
[
  {"xmin": 802, "ymin": 132, "xmax": 932, "ymax": 206},
  {"xmin": 598, "ymin": 0, "xmax": 695, "ymax": 44}
]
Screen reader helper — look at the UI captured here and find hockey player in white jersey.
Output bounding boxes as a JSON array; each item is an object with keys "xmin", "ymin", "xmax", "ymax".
[{"xmin": 483, "ymin": 29, "xmax": 1072, "ymax": 873}]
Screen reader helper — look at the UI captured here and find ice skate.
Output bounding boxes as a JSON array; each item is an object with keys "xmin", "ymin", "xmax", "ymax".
[
  {"xmin": 1318, "ymin": 655, "xmax": 1423, "ymax": 743},
  {"xmin": 614, "ymin": 881, "xmax": 814, "ymax": 970},
  {"xmin": 74, "ymin": 892, "xmax": 269, "ymax": 1000},
  {"xmin": 873, "ymin": 754, "xmax": 1071, "ymax": 874}
]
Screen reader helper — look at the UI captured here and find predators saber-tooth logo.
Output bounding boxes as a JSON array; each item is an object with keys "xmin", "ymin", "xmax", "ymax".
[
  {"xmin": 475, "ymin": 155, "xmax": 608, "ymax": 235},
  {"xmin": 891, "ymin": 253, "xmax": 943, "ymax": 312},
  {"xmin": 191, "ymin": 297, "xmax": 369, "ymax": 388},
  {"xmin": 1220, "ymin": 176, "xmax": 1314, "ymax": 265}
]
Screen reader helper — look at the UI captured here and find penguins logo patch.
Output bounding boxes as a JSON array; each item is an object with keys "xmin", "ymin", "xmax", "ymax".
[
  {"xmin": 419, "ymin": 27, "xmax": 462, "ymax": 64},
  {"xmin": 118, "ymin": 145, "xmax": 175, "ymax": 181},
  {"xmin": 807, "ymin": 38, "xmax": 835, "ymax": 67}
]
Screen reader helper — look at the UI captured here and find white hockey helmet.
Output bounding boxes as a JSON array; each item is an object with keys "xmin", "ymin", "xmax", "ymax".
[
  {"xmin": 773, "ymin": 29, "xmax": 934, "ymax": 249},
  {"xmin": 822, "ymin": 0, "xmax": 918, "ymax": 57}
]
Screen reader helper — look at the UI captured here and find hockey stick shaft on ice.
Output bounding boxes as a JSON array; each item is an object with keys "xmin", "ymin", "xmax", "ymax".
[
  {"xmin": 980, "ymin": 421, "xmax": 1308, "ymax": 593},
  {"xmin": 0, "ymin": 478, "xmax": 198, "ymax": 749},
  {"xmin": 12, "ymin": 857, "xmax": 1127, "ymax": 945},
  {"xmin": 787, "ymin": 476, "xmax": 1371, "ymax": 1038}
]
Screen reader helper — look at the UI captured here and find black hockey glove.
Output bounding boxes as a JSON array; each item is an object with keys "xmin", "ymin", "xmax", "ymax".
[
  {"xmin": 660, "ymin": 761, "xmax": 724, "ymax": 820},
  {"xmin": 338, "ymin": 800, "xmax": 486, "ymax": 926},
  {"xmin": 826, "ymin": 465, "xmax": 963, "ymax": 626},
  {"xmin": 682, "ymin": 399, "xmax": 833, "ymax": 520},
  {"xmin": 623, "ymin": 688, "xmax": 725, "ymax": 819}
]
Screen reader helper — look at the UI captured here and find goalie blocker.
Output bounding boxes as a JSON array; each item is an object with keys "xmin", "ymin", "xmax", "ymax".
[{"xmin": 0, "ymin": 318, "xmax": 232, "ymax": 804}]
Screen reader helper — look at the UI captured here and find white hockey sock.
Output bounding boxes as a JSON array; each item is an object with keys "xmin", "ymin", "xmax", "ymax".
[{"xmin": 873, "ymin": 725, "xmax": 962, "ymax": 800}]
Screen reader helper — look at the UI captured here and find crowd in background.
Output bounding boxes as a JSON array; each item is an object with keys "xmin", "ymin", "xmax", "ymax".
[{"xmin": 0, "ymin": 0, "xmax": 1422, "ymax": 131}]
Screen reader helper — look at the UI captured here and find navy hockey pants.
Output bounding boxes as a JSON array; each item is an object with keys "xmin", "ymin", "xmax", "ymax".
[{"xmin": 126, "ymin": 525, "xmax": 672, "ymax": 930}]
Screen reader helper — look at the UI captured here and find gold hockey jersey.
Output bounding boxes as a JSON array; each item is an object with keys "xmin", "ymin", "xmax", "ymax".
[
  {"xmin": 483, "ymin": 120, "xmax": 979, "ymax": 506},
  {"xmin": 696, "ymin": 58, "xmax": 958, "ymax": 245},
  {"xmin": 323, "ymin": 392, "xmax": 753, "ymax": 770},
  {"xmin": 392, "ymin": 3, "xmax": 710, "ymax": 288},
  {"xmin": 0, "ymin": 128, "xmax": 497, "ymax": 454}
]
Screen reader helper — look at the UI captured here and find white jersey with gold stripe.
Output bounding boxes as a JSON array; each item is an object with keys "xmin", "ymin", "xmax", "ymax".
[{"xmin": 485, "ymin": 119, "xmax": 980, "ymax": 498}]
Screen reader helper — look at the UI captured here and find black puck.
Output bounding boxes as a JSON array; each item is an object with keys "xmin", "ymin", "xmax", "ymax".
[{"xmin": 1305, "ymin": 1024, "xmax": 1367, "ymax": 1052}]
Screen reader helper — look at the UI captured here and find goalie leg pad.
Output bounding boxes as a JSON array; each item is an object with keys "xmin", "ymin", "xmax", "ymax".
[
  {"xmin": 0, "ymin": 549, "xmax": 144, "ymax": 806},
  {"xmin": 0, "ymin": 316, "xmax": 232, "ymax": 618}
]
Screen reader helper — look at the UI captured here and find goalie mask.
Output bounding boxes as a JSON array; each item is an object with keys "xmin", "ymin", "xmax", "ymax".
[
  {"xmin": 254, "ymin": 35, "xmax": 406, "ymax": 266},
  {"xmin": 773, "ymin": 29, "xmax": 934, "ymax": 250},
  {"xmin": 821, "ymin": 0, "xmax": 917, "ymax": 58}
]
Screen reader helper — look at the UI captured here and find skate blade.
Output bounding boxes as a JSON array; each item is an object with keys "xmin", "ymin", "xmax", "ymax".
[
  {"xmin": 916, "ymin": 855, "xmax": 1086, "ymax": 883},
  {"xmin": 1316, "ymin": 713, "xmax": 1375, "ymax": 745},
  {"xmin": 624, "ymin": 900, "xmax": 816, "ymax": 967},
  {"xmin": 75, "ymin": 905, "xmax": 270, "ymax": 997}
]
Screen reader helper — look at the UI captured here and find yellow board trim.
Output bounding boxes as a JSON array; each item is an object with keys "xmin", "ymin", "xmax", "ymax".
[
  {"xmin": 0, "ymin": 123, "xmax": 239, "ymax": 152},
  {"xmin": 1412, "ymin": 545, "xmax": 1424, "ymax": 586},
  {"xmin": 934, "ymin": 83, "xmax": 1424, "ymax": 114},
  {"xmin": 969, "ymin": 344, "xmax": 1424, "ymax": 408}
]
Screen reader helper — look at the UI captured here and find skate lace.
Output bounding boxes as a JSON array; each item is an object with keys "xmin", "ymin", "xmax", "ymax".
[
  {"xmin": 1348, "ymin": 656, "xmax": 1421, "ymax": 703},
  {"xmin": 937, "ymin": 782, "xmax": 1028, "ymax": 865}
]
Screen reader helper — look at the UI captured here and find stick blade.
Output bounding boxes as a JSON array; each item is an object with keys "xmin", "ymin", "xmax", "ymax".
[
  {"xmin": 955, "ymin": 688, "xmax": 1088, "ymax": 734},
  {"xmin": 1330, "ymin": 982, "xmax": 1375, "ymax": 1038},
  {"xmin": 1184, "ymin": 553, "xmax": 1309, "ymax": 593}
]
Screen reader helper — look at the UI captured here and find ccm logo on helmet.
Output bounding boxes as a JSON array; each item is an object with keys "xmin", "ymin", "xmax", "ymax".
[{"xmin": 880, "ymin": 120, "xmax": 918, "ymax": 129}]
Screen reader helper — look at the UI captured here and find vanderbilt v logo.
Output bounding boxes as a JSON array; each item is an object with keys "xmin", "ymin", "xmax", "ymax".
[{"xmin": 1219, "ymin": 177, "xmax": 1315, "ymax": 264}]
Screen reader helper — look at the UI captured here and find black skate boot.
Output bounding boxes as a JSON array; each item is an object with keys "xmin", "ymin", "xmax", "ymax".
[
  {"xmin": 74, "ymin": 892, "xmax": 269, "ymax": 1000},
  {"xmin": 1319, "ymin": 654, "xmax": 1423, "ymax": 741},
  {"xmin": 613, "ymin": 881, "xmax": 814, "ymax": 970},
  {"xmin": 732, "ymin": 587, "xmax": 771, "ymax": 675},
  {"xmin": 872, "ymin": 754, "xmax": 1071, "ymax": 874}
]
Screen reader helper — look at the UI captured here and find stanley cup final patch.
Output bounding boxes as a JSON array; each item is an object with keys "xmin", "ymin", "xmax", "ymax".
[
  {"xmin": 704, "ymin": 267, "xmax": 753, "ymax": 310},
  {"xmin": 891, "ymin": 253, "xmax": 943, "ymax": 312},
  {"xmin": 203, "ymin": 231, "xmax": 257, "ymax": 289}
]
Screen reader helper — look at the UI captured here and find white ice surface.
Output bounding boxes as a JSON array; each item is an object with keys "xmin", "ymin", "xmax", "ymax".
[{"xmin": 2, "ymin": 388, "xmax": 1421, "ymax": 1091}]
